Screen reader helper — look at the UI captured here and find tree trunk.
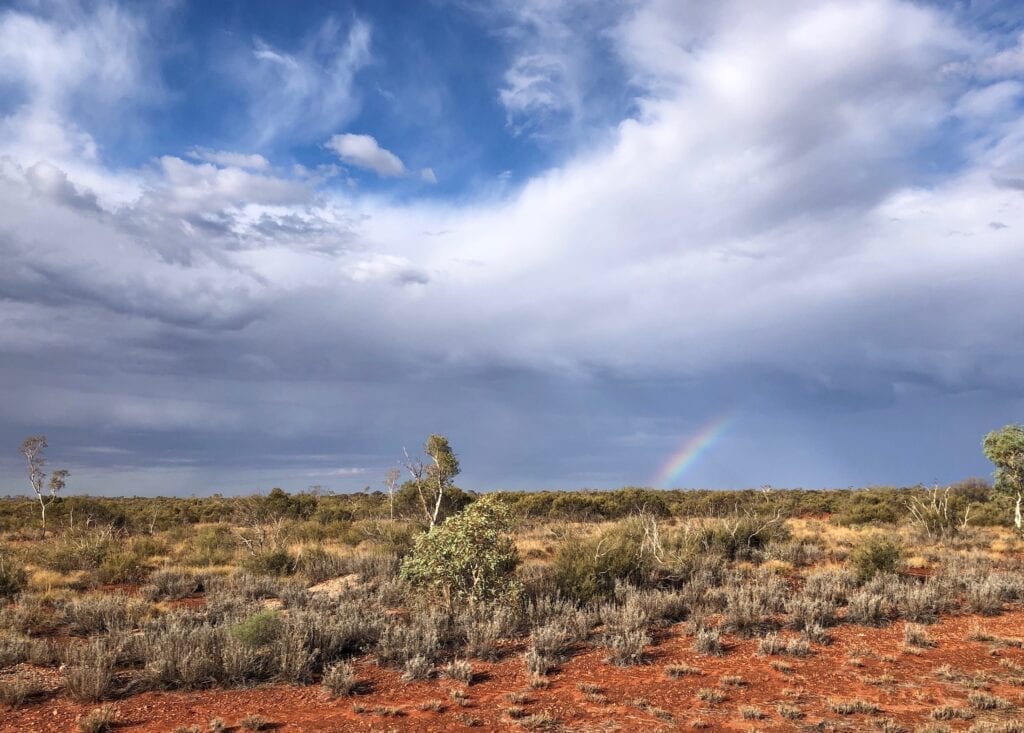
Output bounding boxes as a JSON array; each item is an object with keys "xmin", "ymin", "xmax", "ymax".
[
  {"xmin": 39, "ymin": 496, "xmax": 47, "ymax": 539},
  {"xmin": 1015, "ymin": 492, "xmax": 1022, "ymax": 534}
]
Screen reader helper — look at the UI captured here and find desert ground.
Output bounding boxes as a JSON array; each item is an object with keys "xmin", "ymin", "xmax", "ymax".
[{"xmin": 2, "ymin": 486, "xmax": 1024, "ymax": 732}]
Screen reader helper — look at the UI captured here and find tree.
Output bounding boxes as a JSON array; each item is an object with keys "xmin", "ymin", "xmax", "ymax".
[
  {"xmin": 402, "ymin": 434, "xmax": 462, "ymax": 528},
  {"xmin": 983, "ymin": 425, "xmax": 1024, "ymax": 533},
  {"xmin": 383, "ymin": 467, "xmax": 400, "ymax": 521},
  {"xmin": 19, "ymin": 435, "xmax": 68, "ymax": 538},
  {"xmin": 399, "ymin": 496, "xmax": 520, "ymax": 607}
]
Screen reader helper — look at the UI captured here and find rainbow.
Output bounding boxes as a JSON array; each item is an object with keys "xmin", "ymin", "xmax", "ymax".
[{"xmin": 651, "ymin": 414, "xmax": 733, "ymax": 488}]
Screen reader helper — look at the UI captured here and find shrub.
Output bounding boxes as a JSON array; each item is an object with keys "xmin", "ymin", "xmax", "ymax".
[
  {"xmin": 77, "ymin": 705, "xmax": 118, "ymax": 733},
  {"xmin": 376, "ymin": 615, "xmax": 443, "ymax": 668},
  {"xmin": 402, "ymin": 654, "xmax": 433, "ymax": 680},
  {"xmin": 148, "ymin": 570, "xmax": 201, "ymax": 600},
  {"xmin": 786, "ymin": 593, "xmax": 838, "ymax": 630},
  {"xmin": 665, "ymin": 663, "xmax": 701, "ymax": 678},
  {"xmin": 242, "ymin": 550, "xmax": 295, "ymax": 576},
  {"xmin": 185, "ymin": 525, "xmax": 237, "ymax": 566},
  {"xmin": 846, "ymin": 589, "xmax": 890, "ymax": 626},
  {"xmin": 721, "ymin": 573, "xmax": 785, "ymax": 637},
  {"xmin": 240, "ymin": 715, "xmax": 268, "ymax": 731},
  {"xmin": 904, "ymin": 623, "xmax": 935, "ymax": 648},
  {"xmin": 442, "ymin": 659, "xmax": 473, "ymax": 684},
  {"xmin": 0, "ymin": 549, "xmax": 28, "ymax": 598},
  {"xmin": 295, "ymin": 547, "xmax": 348, "ymax": 584},
  {"xmin": 64, "ymin": 638, "xmax": 118, "ymax": 701},
  {"xmin": 968, "ymin": 691, "xmax": 1012, "ymax": 710},
  {"xmin": 829, "ymin": 699, "xmax": 881, "ymax": 714},
  {"xmin": 851, "ymin": 538, "xmax": 902, "ymax": 581},
  {"xmin": 65, "ymin": 594, "xmax": 147, "ymax": 635},
  {"xmin": 231, "ymin": 611, "xmax": 282, "ymax": 648},
  {"xmin": 400, "ymin": 497, "xmax": 521, "ymax": 606},
  {"xmin": 693, "ymin": 627, "xmax": 724, "ymax": 656},
  {"xmin": 322, "ymin": 661, "xmax": 359, "ymax": 696},
  {"xmin": 96, "ymin": 548, "xmax": 149, "ymax": 584},
  {"xmin": 553, "ymin": 517, "xmax": 656, "ymax": 601},
  {"xmin": 0, "ymin": 677, "xmax": 45, "ymax": 707},
  {"xmin": 602, "ymin": 627, "xmax": 650, "ymax": 666},
  {"xmin": 273, "ymin": 621, "xmax": 318, "ymax": 684}
]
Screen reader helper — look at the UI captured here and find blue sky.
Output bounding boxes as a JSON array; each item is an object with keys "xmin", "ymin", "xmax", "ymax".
[{"xmin": 1, "ymin": 0, "xmax": 1023, "ymax": 496}]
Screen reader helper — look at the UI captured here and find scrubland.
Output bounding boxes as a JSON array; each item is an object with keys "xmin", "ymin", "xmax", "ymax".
[{"xmin": 2, "ymin": 483, "xmax": 1024, "ymax": 731}]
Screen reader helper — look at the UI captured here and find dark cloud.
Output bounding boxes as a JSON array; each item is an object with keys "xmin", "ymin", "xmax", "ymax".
[{"xmin": 1, "ymin": 1, "xmax": 1024, "ymax": 495}]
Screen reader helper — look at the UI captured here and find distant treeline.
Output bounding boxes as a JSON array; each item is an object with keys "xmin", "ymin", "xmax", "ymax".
[{"xmin": 0, "ymin": 478, "xmax": 1003, "ymax": 533}]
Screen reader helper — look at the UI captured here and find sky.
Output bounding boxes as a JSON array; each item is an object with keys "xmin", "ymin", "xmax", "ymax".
[{"xmin": 1, "ymin": 0, "xmax": 1023, "ymax": 496}]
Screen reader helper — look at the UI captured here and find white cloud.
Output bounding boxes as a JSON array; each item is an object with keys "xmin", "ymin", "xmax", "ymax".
[
  {"xmin": 1, "ymin": 0, "xmax": 1024, "ymax": 488},
  {"xmin": 188, "ymin": 148, "xmax": 270, "ymax": 171},
  {"xmin": 242, "ymin": 17, "xmax": 372, "ymax": 147},
  {"xmin": 0, "ymin": 3, "xmax": 156, "ymax": 166},
  {"xmin": 487, "ymin": 0, "xmax": 614, "ymax": 136},
  {"xmin": 25, "ymin": 160, "xmax": 101, "ymax": 212},
  {"xmin": 326, "ymin": 133, "xmax": 407, "ymax": 177}
]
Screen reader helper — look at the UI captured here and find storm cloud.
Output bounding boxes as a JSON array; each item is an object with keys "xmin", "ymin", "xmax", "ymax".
[{"xmin": 0, "ymin": 0, "xmax": 1022, "ymax": 495}]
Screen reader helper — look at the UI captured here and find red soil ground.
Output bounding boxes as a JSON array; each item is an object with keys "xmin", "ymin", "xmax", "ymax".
[{"xmin": 4, "ymin": 609, "xmax": 1024, "ymax": 732}]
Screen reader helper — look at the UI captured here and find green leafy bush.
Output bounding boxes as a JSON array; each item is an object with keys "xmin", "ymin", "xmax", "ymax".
[
  {"xmin": 231, "ymin": 611, "xmax": 283, "ymax": 647},
  {"xmin": 552, "ymin": 517, "xmax": 655, "ymax": 601},
  {"xmin": 851, "ymin": 537, "xmax": 903, "ymax": 581},
  {"xmin": 241, "ymin": 550, "xmax": 295, "ymax": 576},
  {"xmin": 400, "ymin": 497, "xmax": 520, "ymax": 606}
]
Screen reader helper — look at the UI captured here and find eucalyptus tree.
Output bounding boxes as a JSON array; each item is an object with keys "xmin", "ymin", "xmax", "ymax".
[
  {"xmin": 19, "ymin": 435, "xmax": 68, "ymax": 538},
  {"xmin": 983, "ymin": 424, "xmax": 1024, "ymax": 533}
]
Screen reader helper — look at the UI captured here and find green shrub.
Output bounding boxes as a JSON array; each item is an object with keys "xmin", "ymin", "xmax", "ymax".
[
  {"xmin": 400, "ymin": 497, "xmax": 520, "ymax": 606},
  {"xmin": 552, "ymin": 517, "xmax": 654, "ymax": 601},
  {"xmin": 241, "ymin": 550, "xmax": 295, "ymax": 576},
  {"xmin": 294, "ymin": 547, "xmax": 347, "ymax": 583},
  {"xmin": 851, "ymin": 537, "xmax": 903, "ymax": 581},
  {"xmin": 231, "ymin": 611, "xmax": 283, "ymax": 647},
  {"xmin": 97, "ymin": 549, "xmax": 149, "ymax": 584},
  {"xmin": 184, "ymin": 525, "xmax": 237, "ymax": 566},
  {"xmin": 0, "ymin": 548, "xmax": 27, "ymax": 597}
]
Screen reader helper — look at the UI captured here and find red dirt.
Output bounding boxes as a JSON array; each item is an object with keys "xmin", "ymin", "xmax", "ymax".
[{"xmin": 5, "ymin": 609, "xmax": 1024, "ymax": 732}]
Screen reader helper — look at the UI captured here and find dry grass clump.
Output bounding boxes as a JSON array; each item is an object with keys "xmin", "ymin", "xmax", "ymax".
[
  {"xmin": 757, "ymin": 632, "xmax": 810, "ymax": 657},
  {"xmin": 829, "ymin": 698, "xmax": 881, "ymax": 714},
  {"xmin": 76, "ymin": 704, "xmax": 118, "ymax": 733},
  {"xmin": 321, "ymin": 661, "xmax": 359, "ymax": 696},
  {"xmin": 904, "ymin": 623, "xmax": 936, "ymax": 648},
  {"xmin": 665, "ymin": 663, "xmax": 701, "ymax": 678},
  {"xmin": 967, "ymin": 691, "xmax": 1013, "ymax": 710},
  {"xmin": 695, "ymin": 687, "xmax": 726, "ymax": 703},
  {"xmin": 930, "ymin": 705, "xmax": 975, "ymax": 720},
  {"xmin": 692, "ymin": 626, "xmax": 724, "ymax": 656},
  {"xmin": 63, "ymin": 638, "xmax": 119, "ymax": 701},
  {"xmin": 239, "ymin": 714, "xmax": 268, "ymax": 731},
  {"xmin": 0, "ymin": 677, "xmax": 47, "ymax": 708}
]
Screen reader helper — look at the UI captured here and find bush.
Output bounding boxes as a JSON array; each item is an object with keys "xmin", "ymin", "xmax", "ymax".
[
  {"xmin": 400, "ymin": 497, "xmax": 521, "ymax": 606},
  {"xmin": 295, "ymin": 547, "xmax": 348, "ymax": 584},
  {"xmin": 692, "ymin": 627, "xmax": 724, "ymax": 656},
  {"xmin": 65, "ymin": 594, "xmax": 147, "ymax": 635},
  {"xmin": 0, "ymin": 548, "xmax": 27, "ymax": 598},
  {"xmin": 148, "ymin": 570, "xmax": 201, "ymax": 600},
  {"xmin": 242, "ymin": 550, "xmax": 295, "ymax": 577},
  {"xmin": 96, "ymin": 548, "xmax": 149, "ymax": 584},
  {"xmin": 552, "ymin": 518, "xmax": 654, "ymax": 602},
  {"xmin": 851, "ymin": 537, "xmax": 902, "ymax": 581},
  {"xmin": 231, "ymin": 611, "xmax": 282, "ymax": 648},
  {"xmin": 77, "ymin": 705, "xmax": 118, "ymax": 733},
  {"xmin": 63, "ymin": 638, "xmax": 118, "ymax": 701},
  {"xmin": 602, "ymin": 627, "xmax": 650, "ymax": 666},
  {"xmin": 322, "ymin": 661, "xmax": 359, "ymax": 696}
]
